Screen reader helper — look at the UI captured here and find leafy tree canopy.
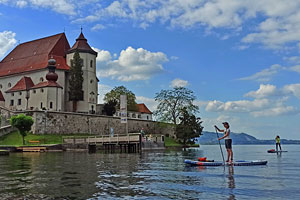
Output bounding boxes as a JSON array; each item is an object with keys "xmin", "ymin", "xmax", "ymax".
[
  {"xmin": 154, "ymin": 87, "xmax": 199, "ymax": 124},
  {"xmin": 175, "ymin": 108, "xmax": 203, "ymax": 145},
  {"xmin": 103, "ymin": 100, "xmax": 117, "ymax": 116},
  {"xmin": 104, "ymin": 86, "xmax": 138, "ymax": 111},
  {"xmin": 10, "ymin": 114, "xmax": 34, "ymax": 145}
]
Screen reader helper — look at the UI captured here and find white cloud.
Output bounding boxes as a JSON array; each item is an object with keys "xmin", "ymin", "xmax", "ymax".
[
  {"xmin": 170, "ymin": 78, "xmax": 188, "ymax": 88},
  {"xmin": 0, "ymin": 0, "xmax": 76, "ymax": 15},
  {"xmin": 251, "ymin": 106, "xmax": 299, "ymax": 117},
  {"xmin": 238, "ymin": 64, "xmax": 285, "ymax": 82},
  {"xmin": 70, "ymin": 0, "xmax": 300, "ymax": 49},
  {"xmin": 290, "ymin": 65, "xmax": 300, "ymax": 73},
  {"xmin": 0, "ymin": 31, "xmax": 17, "ymax": 59},
  {"xmin": 283, "ymin": 83, "xmax": 300, "ymax": 99},
  {"xmin": 245, "ymin": 84, "xmax": 279, "ymax": 99},
  {"xmin": 97, "ymin": 84, "xmax": 113, "ymax": 104},
  {"xmin": 91, "ymin": 24, "xmax": 106, "ymax": 31},
  {"xmin": 16, "ymin": 0, "xmax": 27, "ymax": 8},
  {"xmin": 93, "ymin": 46, "xmax": 168, "ymax": 82}
]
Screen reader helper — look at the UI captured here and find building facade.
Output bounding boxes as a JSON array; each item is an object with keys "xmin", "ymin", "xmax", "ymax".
[{"xmin": 0, "ymin": 32, "xmax": 98, "ymax": 113}]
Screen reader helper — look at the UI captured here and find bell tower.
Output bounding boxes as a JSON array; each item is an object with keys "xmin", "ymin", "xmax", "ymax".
[{"xmin": 66, "ymin": 30, "xmax": 98, "ymax": 113}]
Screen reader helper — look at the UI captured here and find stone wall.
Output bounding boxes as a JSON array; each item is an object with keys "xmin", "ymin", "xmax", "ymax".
[{"xmin": 28, "ymin": 111, "xmax": 175, "ymax": 137}]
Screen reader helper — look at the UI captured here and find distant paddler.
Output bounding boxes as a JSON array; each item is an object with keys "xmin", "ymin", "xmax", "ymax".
[
  {"xmin": 275, "ymin": 135, "xmax": 282, "ymax": 151},
  {"xmin": 215, "ymin": 122, "xmax": 233, "ymax": 164}
]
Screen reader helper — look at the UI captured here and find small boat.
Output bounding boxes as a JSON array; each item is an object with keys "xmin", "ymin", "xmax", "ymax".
[
  {"xmin": 267, "ymin": 149, "xmax": 288, "ymax": 153},
  {"xmin": 184, "ymin": 159, "xmax": 268, "ymax": 166}
]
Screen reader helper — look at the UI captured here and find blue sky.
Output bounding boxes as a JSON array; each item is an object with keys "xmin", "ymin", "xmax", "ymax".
[{"xmin": 1, "ymin": 0, "xmax": 300, "ymax": 139}]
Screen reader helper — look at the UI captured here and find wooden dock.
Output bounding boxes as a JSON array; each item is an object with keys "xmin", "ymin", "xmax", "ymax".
[
  {"xmin": 16, "ymin": 147, "xmax": 47, "ymax": 152},
  {"xmin": 63, "ymin": 133, "xmax": 142, "ymax": 153},
  {"xmin": 0, "ymin": 150, "xmax": 9, "ymax": 156}
]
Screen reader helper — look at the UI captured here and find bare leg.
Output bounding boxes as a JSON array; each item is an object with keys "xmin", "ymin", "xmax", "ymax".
[{"xmin": 226, "ymin": 149, "xmax": 230, "ymax": 162}]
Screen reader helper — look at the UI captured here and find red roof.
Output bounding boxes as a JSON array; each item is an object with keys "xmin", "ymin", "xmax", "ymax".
[
  {"xmin": 6, "ymin": 76, "xmax": 34, "ymax": 93},
  {"xmin": 0, "ymin": 90, "xmax": 5, "ymax": 101},
  {"xmin": 31, "ymin": 81, "xmax": 63, "ymax": 89},
  {"xmin": 68, "ymin": 32, "xmax": 97, "ymax": 55},
  {"xmin": 0, "ymin": 33, "xmax": 70, "ymax": 77},
  {"xmin": 137, "ymin": 103, "xmax": 152, "ymax": 114}
]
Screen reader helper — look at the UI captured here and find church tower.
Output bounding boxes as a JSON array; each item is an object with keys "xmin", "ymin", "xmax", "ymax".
[{"xmin": 66, "ymin": 31, "xmax": 98, "ymax": 113}]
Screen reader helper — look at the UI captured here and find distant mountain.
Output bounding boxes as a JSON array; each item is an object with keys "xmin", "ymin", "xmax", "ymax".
[{"xmin": 196, "ymin": 131, "xmax": 300, "ymax": 145}]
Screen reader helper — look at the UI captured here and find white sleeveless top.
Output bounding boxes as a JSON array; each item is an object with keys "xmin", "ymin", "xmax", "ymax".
[{"xmin": 224, "ymin": 128, "xmax": 231, "ymax": 140}]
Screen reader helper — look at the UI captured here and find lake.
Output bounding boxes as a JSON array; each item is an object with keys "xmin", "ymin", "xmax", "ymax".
[{"xmin": 0, "ymin": 145, "xmax": 300, "ymax": 199}]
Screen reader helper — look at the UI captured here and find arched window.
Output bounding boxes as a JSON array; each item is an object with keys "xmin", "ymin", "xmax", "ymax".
[
  {"xmin": 90, "ymin": 60, "xmax": 93, "ymax": 68},
  {"xmin": 50, "ymin": 102, "xmax": 53, "ymax": 109},
  {"xmin": 40, "ymin": 77, "xmax": 44, "ymax": 82},
  {"xmin": 8, "ymin": 83, "xmax": 11, "ymax": 87}
]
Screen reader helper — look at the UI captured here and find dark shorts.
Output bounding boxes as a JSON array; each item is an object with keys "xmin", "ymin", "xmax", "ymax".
[{"xmin": 225, "ymin": 139, "xmax": 232, "ymax": 149}]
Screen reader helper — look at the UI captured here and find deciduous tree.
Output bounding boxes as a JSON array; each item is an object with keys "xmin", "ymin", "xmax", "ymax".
[
  {"xmin": 104, "ymin": 86, "xmax": 138, "ymax": 111},
  {"xmin": 10, "ymin": 114, "xmax": 34, "ymax": 145},
  {"xmin": 154, "ymin": 87, "xmax": 199, "ymax": 124},
  {"xmin": 175, "ymin": 108, "xmax": 203, "ymax": 146}
]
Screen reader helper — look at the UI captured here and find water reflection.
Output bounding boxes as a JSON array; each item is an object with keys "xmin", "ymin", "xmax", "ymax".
[{"xmin": 227, "ymin": 166, "xmax": 235, "ymax": 200}]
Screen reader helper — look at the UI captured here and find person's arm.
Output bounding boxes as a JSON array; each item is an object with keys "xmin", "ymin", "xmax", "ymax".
[
  {"xmin": 214, "ymin": 125, "xmax": 224, "ymax": 132},
  {"xmin": 218, "ymin": 131, "xmax": 229, "ymax": 140}
]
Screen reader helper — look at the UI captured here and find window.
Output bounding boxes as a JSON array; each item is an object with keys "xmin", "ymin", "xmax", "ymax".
[
  {"xmin": 138, "ymin": 114, "xmax": 141, "ymax": 118},
  {"xmin": 8, "ymin": 83, "xmax": 11, "ymax": 87},
  {"xmin": 90, "ymin": 60, "xmax": 93, "ymax": 68},
  {"xmin": 18, "ymin": 99, "xmax": 21, "ymax": 105},
  {"xmin": 10, "ymin": 100, "xmax": 14, "ymax": 106},
  {"xmin": 90, "ymin": 79, "xmax": 93, "ymax": 84},
  {"xmin": 33, "ymin": 90, "xmax": 36, "ymax": 94},
  {"xmin": 40, "ymin": 102, "xmax": 43, "ymax": 109},
  {"xmin": 41, "ymin": 88, "xmax": 44, "ymax": 93},
  {"xmin": 40, "ymin": 77, "xmax": 44, "ymax": 82},
  {"xmin": 11, "ymin": 93, "xmax": 14, "ymax": 96},
  {"xmin": 147, "ymin": 116, "xmax": 149, "ymax": 120},
  {"xmin": 19, "ymin": 92, "xmax": 22, "ymax": 95},
  {"xmin": 0, "ymin": 84, "xmax": 2, "ymax": 89},
  {"xmin": 50, "ymin": 102, "xmax": 53, "ymax": 109}
]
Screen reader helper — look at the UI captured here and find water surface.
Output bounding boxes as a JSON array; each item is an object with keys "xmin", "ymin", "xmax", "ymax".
[{"xmin": 0, "ymin": 145, "xmax": 299, "ymax": 199}]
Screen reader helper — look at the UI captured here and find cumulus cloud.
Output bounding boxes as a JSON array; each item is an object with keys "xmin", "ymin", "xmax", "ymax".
[
  {"xmin": 283, "ymin": 83, "xmax": 300, "ymax": 99},
  {"xmin": 245, "ymin": 84, "xmax": 280, "ymax": 99},
  {"xmin": 290, "ymin": 65, "xmax": 300, "ymax": 73},
  {"xmin": 0, "ymin": 0, "xmax": 76, "ymax": 15},
  {"xmin": 97, "ymin": 84, "xmax": 113, "ymax": 104},
  {"xmin": 0, "ymin": 31, "xmax": 17, "ymax": 59},
  {"xmin": 91, "ymin": 24, "xmax": 106, "ymax": 31},
  {"xmin": 93, "ymin": 46, "xmax": 168, "ymax": 82},
  {"xmin": 68, "ymin": 0, "xmax": 300, "ymax": 49},
  {"xmin": 238, "ymin": 64, "xmax": 285, "ymax": 82},
  {"xmin": 170, "ymin": 78, "xmax": 188, "ymax": 88}
]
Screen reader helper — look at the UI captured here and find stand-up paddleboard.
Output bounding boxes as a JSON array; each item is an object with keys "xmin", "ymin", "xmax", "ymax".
[
  {"xmin": 184, "ymin": 159, "xmax": 267, "ymax": 166},
  {"xmin": 267, "ymin": 149, "xmax": 288, "ymax": 153}
]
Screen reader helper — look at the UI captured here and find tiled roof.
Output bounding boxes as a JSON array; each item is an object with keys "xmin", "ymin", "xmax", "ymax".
[
  {"xmin": 0, "ymin": 90, "xmax": 5, "ymax": 101},
  {"xmin": 31, "ymin": 81, "xmax": 63, "ymax": 89},
  {"xmin": 6, "ymin": 76, "xmax": 34, "ymax": 93},
  {"xmin": 137, "ymin": 103, "xmax": 152, "ymax": 114},
  {"xmin": 68, "ymin": 32, "xmax": 97, "ymax": 55},
  {"xmin": 0, "ymin": 33, "xmax": 70, "ymax": 77}
]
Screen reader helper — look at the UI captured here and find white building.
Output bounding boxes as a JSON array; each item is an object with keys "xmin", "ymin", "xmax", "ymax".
[
  {"xmin": 0, "ymin": 32, "xmax": 98, "ymax": 113},
  {"xmin": 115, "ymin": 103, "xmax": 153, "ymax": 121}
]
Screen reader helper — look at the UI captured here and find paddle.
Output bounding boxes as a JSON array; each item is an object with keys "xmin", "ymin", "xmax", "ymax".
[{"xmin": 215, "ymin": 127, "xmax": 225, "ymax": 166}]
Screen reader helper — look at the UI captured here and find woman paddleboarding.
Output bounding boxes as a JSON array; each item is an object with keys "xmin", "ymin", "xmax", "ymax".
[{"xmin": 215, "ymin": 122, "xmax": 233, "ymax": 164}]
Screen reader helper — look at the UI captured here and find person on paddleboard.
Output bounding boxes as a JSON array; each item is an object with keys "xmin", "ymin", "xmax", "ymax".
[
  {"xmin": 275, "ymin": 135, "xmax": 282, "ymax": 151},
  {"xmin": 215, "ymin": 122, "xmax": 233, "ymax": 164}
]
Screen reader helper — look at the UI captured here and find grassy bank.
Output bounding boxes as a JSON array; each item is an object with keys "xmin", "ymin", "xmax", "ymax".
[
  {"xmin": 0, "ymin": 131, "xmax": 89, "ymax": 146},
  {"xmin": 165, "ymin": 137, "xmax": 199, "ymax": 148}
]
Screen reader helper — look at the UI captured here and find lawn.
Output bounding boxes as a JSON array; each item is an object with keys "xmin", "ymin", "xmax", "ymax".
[
  {"xmin": 165, "ymin": 137, "xmax": 199, "ymax": 148},
  {"xmin": 0, "ymin": 131, "xmax": 90, "ymax": 146}
]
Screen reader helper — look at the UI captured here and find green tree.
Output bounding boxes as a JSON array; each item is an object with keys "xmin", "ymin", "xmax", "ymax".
[
  {"xmin": 69, "ymin": 50, "xmax": 84, "ymax": 112},
  {"xmin": 154, "ymin": 87, "xmax": 199, "ymax": 124},
  {"xmin": 10, "ymin": 114, "xmax": 34, "ymax": 145},
  {"xmin": 175, "ymin": 108, "xmax": 203, "ymax": 146},
  {"xmin": 104, "ymin": 86, "xmax": 138, "ymax": 111},
  {"xmin": 103, "ymin": 100, "xmax": 117, "ymax": 116}
]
